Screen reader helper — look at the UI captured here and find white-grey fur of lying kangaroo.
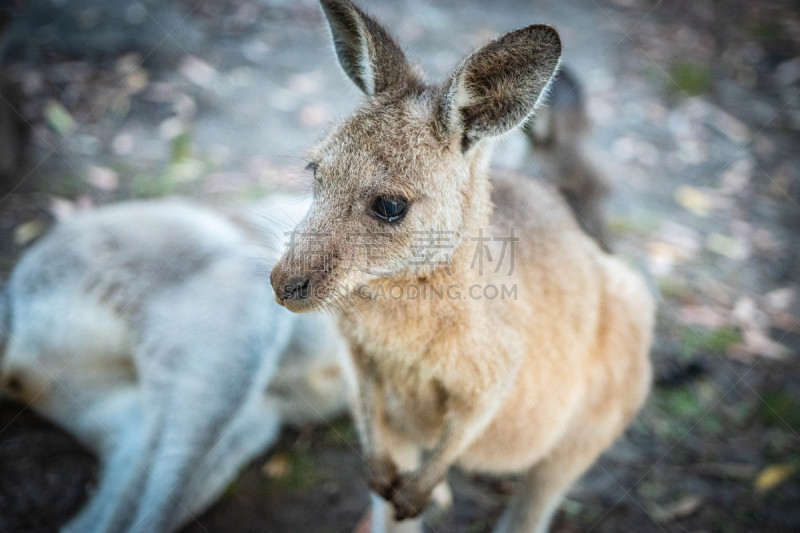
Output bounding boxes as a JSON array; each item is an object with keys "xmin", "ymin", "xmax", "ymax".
[{"xmin": 0, "ymin": 195, "xmax": 350, "ymax": 533}]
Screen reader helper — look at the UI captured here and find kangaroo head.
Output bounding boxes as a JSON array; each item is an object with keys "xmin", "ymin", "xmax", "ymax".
[{"xmin": 271, "ymin": 0, "xmax": 561, "ymax": 312}]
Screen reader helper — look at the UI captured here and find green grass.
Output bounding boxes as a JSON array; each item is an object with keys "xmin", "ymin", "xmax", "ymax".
[
  {"xmin": 659, "ymin": 387, "xmax": 704, "ymax": 418},
  {"xmin": 607, "ymin": 214, "xmax": 661, "ymax": 237},
  {"xmin": 669, "ymin": 63, "xmax": 712, "ymax": 97},
  {"xmin": 658, "ymin": 278, "xmax": 692, "ymax": 302},
  {"xmin": 652, "ymin": 380, "xmax": 727, "ymax": 441},
  {"xmin": 749, "ymin": 22, "xmax": 781, "ymax": 41},
  {"xmin": 759, "ymin": 389, "xmax": 800, "ymax": 430},
  {"xmin": 321, "ymin": 416, "xmax": 359, "ymax": 445},
  {"xmin": 680, "ymin": 326, "xmax": 742, "ymax": 358},
  {"xmin": 264, "ymin": 449, "xmax": 319, "ymax": 494},
  {"xmin": 127, "ymin": 172, "xmax": 180, "ymax": 198},
  {"xmin": 170, "ymin": 132, "xmax": 192, "ymax": 163}
]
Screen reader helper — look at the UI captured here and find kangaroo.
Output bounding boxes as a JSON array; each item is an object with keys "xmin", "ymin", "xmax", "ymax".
[
  {"xmin": 522, "ymin": 68, "xmax": 612, "ymax": 252},
  {"xmin": 270, "ymin": 2, "xmax": 655, "ymax": 532},
  {"xmin": 0, "ymin": 194, "xmax": 349, "ymax": 533}
]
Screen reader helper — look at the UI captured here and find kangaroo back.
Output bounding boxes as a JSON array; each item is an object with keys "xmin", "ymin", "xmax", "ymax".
[
  {"xmin": 522, "ymin": 67, "xmax": 612, "ymax": 251},
  {"xmin": 1, "ymin": 196, "xmax": 348, "ymax": 533}
]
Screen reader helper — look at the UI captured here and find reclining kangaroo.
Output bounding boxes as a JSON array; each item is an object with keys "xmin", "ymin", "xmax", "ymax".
[
  {"xmin": 0, "ymin": 195, "xmax": 349, "ymax": 532},
  {"xmin": 271, "ymin": 1, "xmax": 655, "ymax": 532}
]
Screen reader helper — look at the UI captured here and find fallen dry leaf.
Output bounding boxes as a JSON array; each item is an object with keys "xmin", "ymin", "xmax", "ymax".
[
  {"xmin": 765, "ymin": 286, "xmax": 797, "ymax": 313},
  {"xmin": 179, "ymin": 55, "xmax": 218, "ymax": 89},
  {"xmin": 719, "ymin": 158, "xmax": 753, "ymax": 194},
  {"xmin": 755, "ymin": 463, "xmax": 798, "ymax": 492},
  {"xmin": 675, "ymin": 185, "xmax": 712, "ymax": 217},
  {"xmin": 706, "ymin": 232, "xmax": 748, "ymax": 260},
  {"xmin": 86, "ymin": 166, "xmax": 120, "ymax": 191},
  {"xmin": 652, "ymin": 495, "xmax": 703, "ymax": 523},
  {"xmin": 680, "ymin": 305, "xmax": 726, "ymax": 328},
  {"xmin": 261, "ymin": 453, "xmax": 291, "ymax": 479},
  {"xmin": 49, "ymin": 196, "xmax": 77, "ymax": 221},
  {"xmin": 741, "ymin": 329, "xmax": 790, "ymax": 361},
  {"xmin": 44, "ymin": 100, "xmax": 75, "ymax": 136},
  {"xmin": 13, "ymin": 220, "xmax": 45, "ymax": 246}
]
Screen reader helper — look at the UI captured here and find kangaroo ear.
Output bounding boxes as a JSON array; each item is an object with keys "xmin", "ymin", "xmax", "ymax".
[
  {"xmin": 442, "ymin": 25, "xmax": 562, "ymax": 152},
  {"xmin": 320, "ymin": 0, "xmax": 420, "ymax": 96}
]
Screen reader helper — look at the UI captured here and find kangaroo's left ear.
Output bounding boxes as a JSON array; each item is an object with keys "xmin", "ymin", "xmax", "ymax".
[
  {"xmin": 441, "ymin": 25, "xmax": 562, "ymax": 152},
  {"xmin": 320, "ymin": 0, "xmax": 421, "ymax": 96}
]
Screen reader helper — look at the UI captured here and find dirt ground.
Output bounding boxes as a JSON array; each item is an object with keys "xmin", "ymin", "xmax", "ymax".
[{"xmin": 1, "ymin": 0, "xmax": 799, "ymax": 532}]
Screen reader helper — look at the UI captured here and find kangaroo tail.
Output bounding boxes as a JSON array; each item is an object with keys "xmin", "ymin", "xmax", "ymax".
[{"xmin": 523, "ymin": 67, "xmax": 612, "ymax": 252}]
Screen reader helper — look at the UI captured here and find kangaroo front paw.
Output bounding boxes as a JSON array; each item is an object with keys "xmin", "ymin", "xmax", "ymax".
[
  {"xmin": 366, "ymin": 456, "xmax": 400, "ymax": 501},
  {"xmin": 391, "ymin": 476, "xmax": 432, "ymax": 521}
]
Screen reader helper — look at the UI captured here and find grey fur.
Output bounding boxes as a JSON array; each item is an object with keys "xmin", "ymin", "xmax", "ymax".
[
  {"xmin": 0, "ymin": 196, "xmax": 349, "ymax": 533},
  {"xmin": 522, "ymin": 67, "xmax": 612, "ymax": 251}
]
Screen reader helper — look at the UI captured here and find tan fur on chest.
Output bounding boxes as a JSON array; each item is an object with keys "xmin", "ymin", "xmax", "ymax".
[{"xmin": 340, "ymin": 173, "xmax": 619, "ymax": 472}]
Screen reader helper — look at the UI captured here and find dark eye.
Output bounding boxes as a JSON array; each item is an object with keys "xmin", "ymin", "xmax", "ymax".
[{"xmin": 371, "ymin": 196, "xmax": 409, "ymax": 223}]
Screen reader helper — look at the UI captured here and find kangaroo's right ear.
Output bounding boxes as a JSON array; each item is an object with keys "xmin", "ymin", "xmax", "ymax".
[{"xmin": 320, "ymin": 0, "xmax": 420, "ymax": 96}]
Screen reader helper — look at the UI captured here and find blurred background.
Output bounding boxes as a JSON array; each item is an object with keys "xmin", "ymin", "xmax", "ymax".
[{"xmin": 1, "ymin": 0, "xmax": 799, "ymax": 531}]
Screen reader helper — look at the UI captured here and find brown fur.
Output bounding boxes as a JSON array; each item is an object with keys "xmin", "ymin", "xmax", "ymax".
[
  {"xmin": 522, "ymin": 68, "xmax": 612, "ymax": 251},
  {"xmin": 271, "ymin": 2, "xmax": 654, "ymax": 532}
]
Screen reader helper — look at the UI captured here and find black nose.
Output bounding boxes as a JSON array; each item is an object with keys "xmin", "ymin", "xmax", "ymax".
[{"xmin": 283, "ymin": 275, "xmax": 311, "ymax": 301}]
